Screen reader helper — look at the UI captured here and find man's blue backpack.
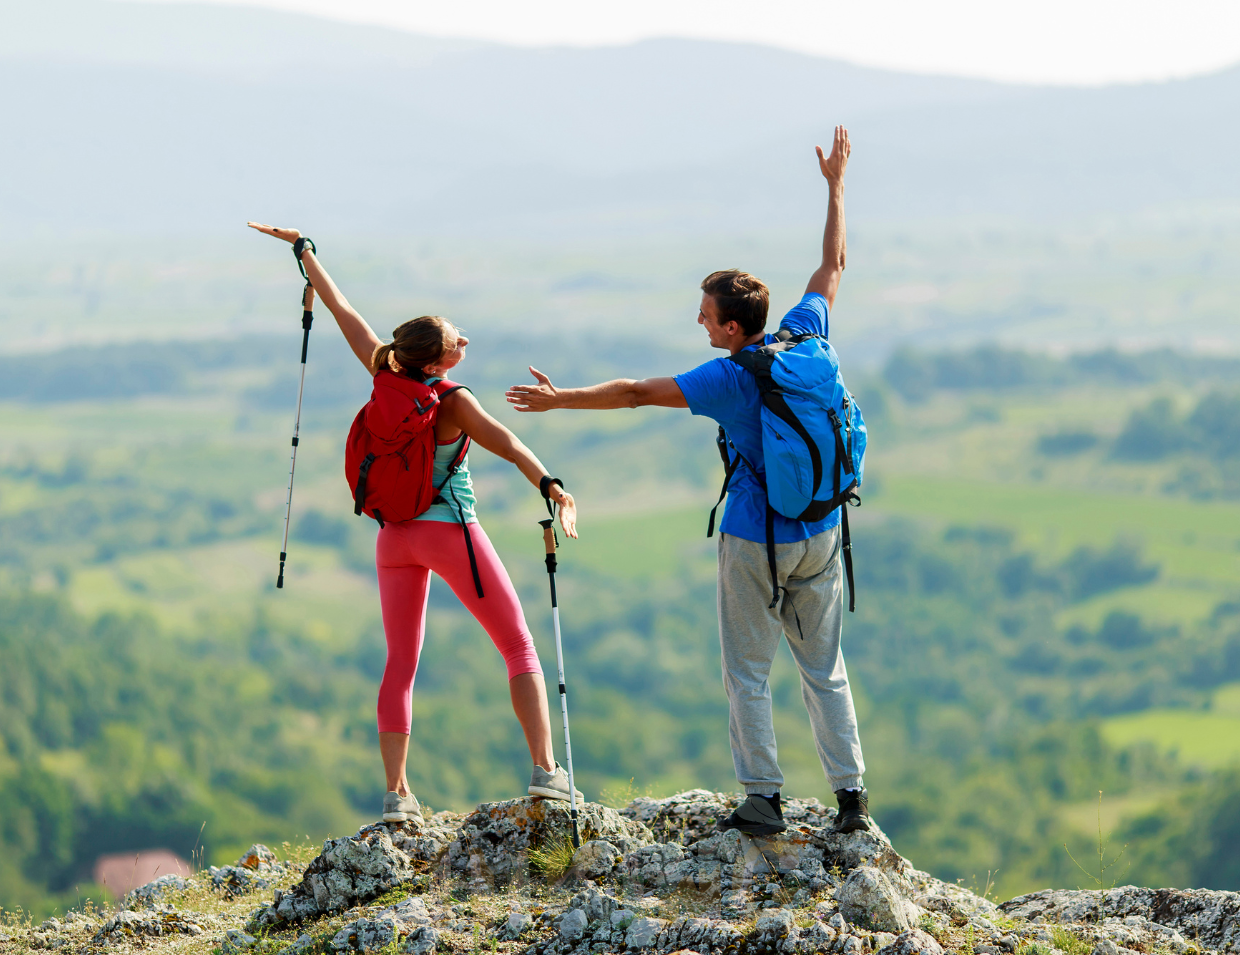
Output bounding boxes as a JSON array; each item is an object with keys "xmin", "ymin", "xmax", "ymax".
[{"xmin": 708, "ymin": 329, "xmax": 866, "ymax": 612}]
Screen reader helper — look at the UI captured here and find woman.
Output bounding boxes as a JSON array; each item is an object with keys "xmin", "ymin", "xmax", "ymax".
[{"xmin": 248, "ymin": 223, "xmax": 581, "ymax": 824}]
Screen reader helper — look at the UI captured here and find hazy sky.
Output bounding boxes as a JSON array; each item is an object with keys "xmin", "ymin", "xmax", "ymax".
[{"xmin": 137, "ymin": 0, "xmax": 1240, "ymax": 85}]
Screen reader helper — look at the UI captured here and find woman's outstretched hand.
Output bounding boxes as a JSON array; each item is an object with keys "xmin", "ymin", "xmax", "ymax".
[
  {"xmin": 552, "ymin": 486, "xmax": 578, "ymax": 539},
  {"xmin": 506, "ymin": 367, "xmax": 559, "ymax": 412},
  {"xmin": 247, "ymin": 222, "xmax": 301, "ymax": 243}
]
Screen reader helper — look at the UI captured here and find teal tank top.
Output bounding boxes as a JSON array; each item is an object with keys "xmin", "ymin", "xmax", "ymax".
[{"xmin": 415, "ymin": 433, "xmax": 477, "ymax": 524}]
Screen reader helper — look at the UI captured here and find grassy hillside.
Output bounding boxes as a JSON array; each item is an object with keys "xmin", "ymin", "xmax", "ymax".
[{"xmin": 2, "ymin": 336, "xmax": 1240, "ymax": 919}]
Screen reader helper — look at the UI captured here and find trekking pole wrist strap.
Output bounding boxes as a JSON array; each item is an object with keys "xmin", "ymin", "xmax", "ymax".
[
  {"xmin": 292, "ymin": 237, "xmax": 317, "ymax": 281},
  {"xmin": 540, "ymin": 476, "xmax": 564, "ymax": 520},
  {"xmin": 540, "ymin": 476, "xmax": 564, "ymax": 500}
]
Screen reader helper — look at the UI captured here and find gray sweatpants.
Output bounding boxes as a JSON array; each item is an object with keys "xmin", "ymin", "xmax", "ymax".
[{"xmin": 718, "ymin": 525, "xmax": 865, "ymax": 794}]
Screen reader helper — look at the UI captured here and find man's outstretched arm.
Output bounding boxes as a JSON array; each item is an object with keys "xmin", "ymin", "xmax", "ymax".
[
  {"xmin": 506, "ymin": 368, "xmax": 688, "ymax": 411},
  {"xmin": 805, "ymin": 125, "xmax": 850, "ymax": 310}
]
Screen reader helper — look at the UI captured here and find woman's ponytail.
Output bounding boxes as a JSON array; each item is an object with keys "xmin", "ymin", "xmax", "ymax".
[{"xmin": 372, "ymin": 316, "xmax": 458, "ymax": 378}]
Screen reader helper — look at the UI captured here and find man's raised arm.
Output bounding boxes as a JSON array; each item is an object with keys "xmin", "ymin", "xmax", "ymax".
[
  {"xmin": 506, "ymin": 368, "xmax": 687, "ymax": 412},
  {"xmin": 805, "ymin": 125, "xmax": 850, "ymax": 310}
]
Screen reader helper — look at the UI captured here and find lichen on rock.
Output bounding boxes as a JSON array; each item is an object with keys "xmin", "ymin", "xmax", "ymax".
[{"xmin": 446, "ymin": 796, "xmax": 651, "ymax": 884}]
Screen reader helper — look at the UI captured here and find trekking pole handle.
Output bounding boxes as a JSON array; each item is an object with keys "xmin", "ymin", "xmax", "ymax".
[
  {"xmin": 539, "ymin": 518, "xmax": 557, "ymax": 556},
  {"xmin": 538, "ymin": 518, "xmax": 558, "ymax": 575}
]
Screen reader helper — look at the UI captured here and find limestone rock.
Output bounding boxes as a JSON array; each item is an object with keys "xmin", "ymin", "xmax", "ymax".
[
  {"xmin": 656, "ymin": 916, "xmax": 745, "ymax": 953},
  {"xmin": 330, "ymin": 897, "xmax": 435, "ymax": 953},
  {"xmin": 1002, "ymin": 887, "xmax": 1240, "ymax": 952},
  {"xmin": 502, "ymin": 911, "xmax": 532, "ymax": 939},
  {"xmin": 559, "ymin": 909, "xmax": 588, "ymax": 941},
  {"xmin": 631, "ymin": 827, "xmax": 834, "ymax": 901},
  {"xmin": 876, "ymin": 929, "xmax": 945, "ymax": 955},
  {"xmin": 569, "ymin": 839, "xmax": 621, "ymax": 881},
  {"xmin": 93, "ymin": 909, "xmax": 205, "ymax": 944},
  {"xmin": 123, "ymin": 874, "xmax": 188, "ymax": 909},
  {"xmin": 254, "ymin": 820, "xmax": 452, "ymax": 929},
  {"xmin": 447, "ymin": 797, "xmax": 651, "ymax": 884},
  {"xmin": 529, "ymin": 885, "xmax": 746, "ymax": 955},
  {"xmin": 211, "ymin": 844, "xmax": 288, "ymax": 898},
  {"xmin": 820, "ymin": 825, "xmax": 912, "ymax": 881},
  {"xmin": 754, "ymin": 907, "xmax": 795, "ymax": 939},
  {"xmin": 221, "ymin": 929, "xmax": 257, "ymax": 953},
  {"xmin": 836, "ymin": 865, "xmax": 922, "ymax": 932},
  {"xmin": 626, "ymin": 916, "xmax": 668, "ymax": 949}
]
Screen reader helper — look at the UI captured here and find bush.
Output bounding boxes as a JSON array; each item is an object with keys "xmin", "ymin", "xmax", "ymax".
[
  {"xmin": 1037, "ymin": 431, "xmax": 1099, "ymax": 456},
  {"xmin": 1188, "ymin": 391, "xmax": 1240, "ymax": 462},
  {"xmin": 1061, "ymin": 542, "xmax": 1160, "ymax": 601},
  {"xmin": 1112, "ymin": 397, "xmax": 1185, "ymax": 461}
]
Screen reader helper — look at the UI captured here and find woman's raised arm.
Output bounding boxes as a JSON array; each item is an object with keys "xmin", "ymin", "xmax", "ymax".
[{"xmin": 247, "ymin": 223, "xmax": 383, "ymax": 374}]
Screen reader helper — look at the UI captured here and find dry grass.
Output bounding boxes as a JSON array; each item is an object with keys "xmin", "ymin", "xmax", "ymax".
[{"xmin": 526, "ymin": 837, "xmax": 576, "ymax": 882}]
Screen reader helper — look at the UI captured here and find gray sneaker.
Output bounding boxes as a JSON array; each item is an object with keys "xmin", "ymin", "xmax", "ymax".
[
  {"xmin": 382, "ymin": 791, "xmax": 424, "ymax": 824},
  {"xmin": 528, "ymin": 762, "xmax": 584, "ymax": 802}
]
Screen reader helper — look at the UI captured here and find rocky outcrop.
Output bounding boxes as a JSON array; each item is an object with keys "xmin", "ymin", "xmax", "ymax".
[
  {"xmin": 328, "ymin": 897, "xmax": 440, "ymax": 954},
  {"xmin": 17, "ymin": 790, "xmax": 1240, "ymax": 955},
  {"xmin": 209, "ymin": 843, "xmax": 289, "ymax": 898},
  {"xmin": 122, "ymin": 874, "xmax": 188, "ymax": 909},
  {"xmin": 837, "ymin": 865, "xmax": 921, "ymax": 932},
  {"xmin": 93, "ymin": 909, "xmax": 209, "ymax": 944},
  {"xmin": 251, "ymin": 819, "xmax": 455, "ymax": 929},
  {"xmin": 1003, "ymin": 886, "xmax": 1240, "ymax": 951},
  {"xmin": 447, "ymin": 796, "xmax": 652, "ymax": 884}
]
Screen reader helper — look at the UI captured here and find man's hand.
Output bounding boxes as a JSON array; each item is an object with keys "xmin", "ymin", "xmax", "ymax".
[
  {"xmin": 506, "ymin": 367, "xmax": 560, "ymax": 412},
  {"xmin": 816, "ymin": 126, "xmax": 850, "ymax": 185}
]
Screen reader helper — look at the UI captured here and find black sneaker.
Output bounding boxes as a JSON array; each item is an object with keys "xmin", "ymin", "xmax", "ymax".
[
  {"xmin": 832, "ymin": 788, "xmax": 871, "ymax": 833},
  {"xmin": 719, "ymin": 793, "xmax": 788, "ymax": 836}
]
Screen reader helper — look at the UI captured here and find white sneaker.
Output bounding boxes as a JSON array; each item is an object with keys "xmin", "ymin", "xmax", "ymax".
[
  {"xmin": 382, "ymin": 791, "xmax": 424, "ymax": 824},
  {"xmin": 528, "ymin": 762, "xmax": 584, "ymax": 802}
]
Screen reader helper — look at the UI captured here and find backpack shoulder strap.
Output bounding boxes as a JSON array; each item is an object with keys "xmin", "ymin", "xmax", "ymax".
[
  {"xmin": 433, "ymin": 379, "xmax": 471, "ymax": 401},
  {"xmin": 728, "ymin": 347, "xmax": 774, "ymax": 380}
]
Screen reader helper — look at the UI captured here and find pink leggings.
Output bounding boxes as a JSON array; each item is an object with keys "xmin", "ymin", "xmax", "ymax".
[{"xmin": 375, "ymin": 519, "xmax": 543, "ymax": 734}]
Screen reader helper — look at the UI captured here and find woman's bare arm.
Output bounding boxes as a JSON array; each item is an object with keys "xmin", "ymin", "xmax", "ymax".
[
  {"xmin": 440, "ymin": 390, "xmax": 578, "ymax": 538},
  {"xmin": 247, "ymin": 223, "xmax": 383, "ymax": 374}
]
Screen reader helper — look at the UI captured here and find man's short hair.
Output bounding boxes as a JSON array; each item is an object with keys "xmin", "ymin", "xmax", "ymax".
[{"xmin": 700, "ymin": 270, "xmax": 770, "ymax": 336}]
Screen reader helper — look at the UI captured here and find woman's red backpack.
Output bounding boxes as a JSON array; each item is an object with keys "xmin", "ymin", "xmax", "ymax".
[{"xmin": 344, "ymin": 370, "xmax": 470, "ymax": 527}]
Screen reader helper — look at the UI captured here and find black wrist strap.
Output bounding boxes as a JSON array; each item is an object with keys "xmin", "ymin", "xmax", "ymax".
[
  {"xmin": 540, "ymin": 476, "xmax": 564, "ymax": 518},
  {"xmin": 292, "ymin": 237, "xmax": 316, "ymax": 281}
]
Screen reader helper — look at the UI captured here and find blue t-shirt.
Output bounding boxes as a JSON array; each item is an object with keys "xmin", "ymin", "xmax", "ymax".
[{"xmin": 674, "ymin": 293, "xmax": 839, "ymax": 545}]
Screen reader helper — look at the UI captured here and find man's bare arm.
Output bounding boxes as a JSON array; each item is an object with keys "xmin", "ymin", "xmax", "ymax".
[
  {"xmin": 805, "ymin": 126, "xmax": 850, "ymax": 310},
  {"xmin": 506, "ymin": 368, "xmax": 687, "ymax": 411}
]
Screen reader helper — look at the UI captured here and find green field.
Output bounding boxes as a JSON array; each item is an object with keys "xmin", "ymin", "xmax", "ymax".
[
  {"xmin": 873, "ymin": 475, "xmax": 1240, "ymax": 628},
  {"xmin": 1101, "ymin": 683, "xmax": 1240, "ymax": 770}
]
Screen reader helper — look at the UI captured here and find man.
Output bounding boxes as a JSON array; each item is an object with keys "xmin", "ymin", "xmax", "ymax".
[{"xmin": 505, "ymin": 126, "xmax": 870, "ymax": 835}]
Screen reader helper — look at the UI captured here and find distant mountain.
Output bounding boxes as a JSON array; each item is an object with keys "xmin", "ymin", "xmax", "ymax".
[{"xmin": 1, "ymin": 0, "xmax": 1237, "ymax": 237}]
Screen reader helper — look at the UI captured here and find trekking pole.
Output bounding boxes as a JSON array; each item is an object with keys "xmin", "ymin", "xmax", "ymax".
[
  {"xmin": 538, "ymin": 478, "xmax": 580, "ymax": 849},
  {"xmin": 276, "ymin": 237, "xmax": 317, "ymax": 589}
]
